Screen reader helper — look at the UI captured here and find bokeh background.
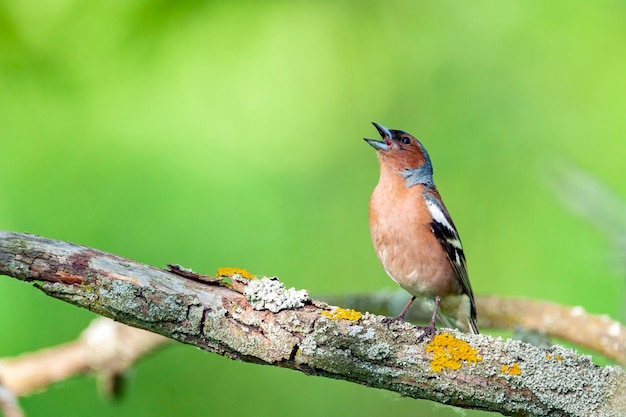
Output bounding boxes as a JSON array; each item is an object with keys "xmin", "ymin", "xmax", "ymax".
[{"xmin": 1, "ymin": 1, "xmax": 625, "ymax": 416}]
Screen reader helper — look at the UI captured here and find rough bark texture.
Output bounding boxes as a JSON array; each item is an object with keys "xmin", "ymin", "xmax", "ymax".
[
  {"xmin": 1, "ymin": 231, "xmax": 625, "ymax": 417},
  {"xmin": 327, "ymin": 291, "xmax": 626, "ymax": 365}
]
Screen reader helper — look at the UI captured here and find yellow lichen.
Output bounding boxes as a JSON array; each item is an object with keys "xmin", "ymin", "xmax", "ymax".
[
  {"xmin": 321, "ymin": 307, "xmax": 362, "ymax": 321},
  {"xmin": 425, "ymin": 333, "xmax": 482, "ymax": 372},
  {"xmin": 546, "ymin": 354, "xmax": 562, "ymax": 361},
  {"xmin": 216, "ymin": 267, "xmax": 255, "ymax": 279},
  {"xmin": 501, "ymin": 363, "xmax": 522, "ymax": 375}
]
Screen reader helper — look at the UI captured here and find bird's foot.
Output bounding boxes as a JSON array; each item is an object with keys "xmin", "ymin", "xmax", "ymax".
[
  {"xmin": 381, "ymin": 314, "xmax": 406, "ymax": 328},
  {"xmin": 382, "ymin": 295, "xmax": 416, "ymax": 328},
  {"xmin": 416, "ymin": 322, "xmax": 437, "ymax": 343}
]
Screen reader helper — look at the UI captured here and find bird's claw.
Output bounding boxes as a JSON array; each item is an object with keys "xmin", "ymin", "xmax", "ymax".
[
  {"xmin": 381, "ymin": 315, "xmax": 406, "ymax": 328},
  {"xmin": 416, "ymin": 323, "xmax": 437, "ymax": 343}
]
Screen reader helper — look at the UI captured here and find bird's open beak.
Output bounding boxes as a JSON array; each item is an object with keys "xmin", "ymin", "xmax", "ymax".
[{"xmin": 364, "ymin": 122, "xmax": 392, "ymax": 151}]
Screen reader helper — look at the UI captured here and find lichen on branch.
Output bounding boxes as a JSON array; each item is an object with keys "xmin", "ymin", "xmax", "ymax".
[{"xmin": 1, "ymin": 231, "xmax": 626, "ymax": 417}]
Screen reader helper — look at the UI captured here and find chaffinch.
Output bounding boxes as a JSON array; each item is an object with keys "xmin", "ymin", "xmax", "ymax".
[{"xmin": 365, "ymin": 122, "xmax": 478, "ymax": 341}]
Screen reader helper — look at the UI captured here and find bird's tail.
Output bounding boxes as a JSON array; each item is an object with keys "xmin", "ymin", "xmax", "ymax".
[
  {"xmin": 468, "ymin": 316, "xmax": 479, "ymax": 335},
  {"xmin": 439, "ymin": 294, "xmax": 479, "ymax": 334}
]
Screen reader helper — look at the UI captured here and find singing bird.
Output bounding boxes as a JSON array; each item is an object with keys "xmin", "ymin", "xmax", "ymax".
[{"xmin": 365, "ymin": 122, "xmax": 478, "ymax": 341}]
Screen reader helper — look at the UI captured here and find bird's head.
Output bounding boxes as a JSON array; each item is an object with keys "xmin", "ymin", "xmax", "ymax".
[{"xmin": 364, "ymin": 123, "xmax": 434, "ymax": 186}]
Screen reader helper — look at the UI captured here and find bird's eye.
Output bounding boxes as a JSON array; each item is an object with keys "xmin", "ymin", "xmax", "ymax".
[{"xmin": 401, "ymin": 137, "xmax": 411, "ymax": 144}]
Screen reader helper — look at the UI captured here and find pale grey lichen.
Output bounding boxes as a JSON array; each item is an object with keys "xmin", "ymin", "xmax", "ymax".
[
  {"xmin": 347, "ymin": 325, "xmax": 363, "ymax": 337},
  {"xmin": 244, "ymin": 277, "xmax": 309, "ymax": 313},
  {"xmin": 366, "ymin": 342, "xmax": 392, "ymax": 360}
]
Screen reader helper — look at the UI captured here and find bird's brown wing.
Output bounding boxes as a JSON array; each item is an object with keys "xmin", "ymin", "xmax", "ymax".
[{"xmin": 424, "ymin": 191, "xmax": 478, "ymax": 333}]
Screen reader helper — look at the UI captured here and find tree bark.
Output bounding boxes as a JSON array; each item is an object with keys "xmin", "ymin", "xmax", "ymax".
[{"xmin": 1, "ymin": 231, "xmax": 625, "ymax": 417}]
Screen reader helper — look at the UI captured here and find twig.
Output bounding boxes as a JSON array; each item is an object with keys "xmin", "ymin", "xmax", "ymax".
[
  {"xmin": 1, "ymin": 231, "xmax": 625, "ymax": 417},
  {"xmin": 0, "ymin": 318, "xmax": 168, "ymax": 397},
  {"xmin": 0, "ymin": 385, "xmax": 23, "ymax": 417}
]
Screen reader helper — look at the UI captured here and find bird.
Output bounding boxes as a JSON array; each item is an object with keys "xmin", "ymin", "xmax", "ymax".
[{"xmin": 364, "ymin": 122, "xmax": 478, "ymax": 341}]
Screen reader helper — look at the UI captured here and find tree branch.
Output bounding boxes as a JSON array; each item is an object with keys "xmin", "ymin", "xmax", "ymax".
[
  {"xmin": 326, "ymin": 292, "xmax": 626, "ymax": 365},
  {"xmin": 0, "ymin": 385, "xmax": 23, "ymax": 417},
  {"xmin": 0, "ymin": 318, "xmax": 168, "ymax": 397},
  {"xmin": 1, "ymin": 231, "xmax": 625, "ymax": 417}
]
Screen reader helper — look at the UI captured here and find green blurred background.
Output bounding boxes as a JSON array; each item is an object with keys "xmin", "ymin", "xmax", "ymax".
[{"xmin": 1, "ymin": 1, "xmax": 625, "ymax": 416}]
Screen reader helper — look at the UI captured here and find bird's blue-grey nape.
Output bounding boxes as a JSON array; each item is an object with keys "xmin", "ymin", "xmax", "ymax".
[
  {"xmin": 402, "ymin": 164, "xmax": 434, "ymax": 188},
  {"xmin": 402, "ymin": 140, "xmax": 434, "ymax": 188}
]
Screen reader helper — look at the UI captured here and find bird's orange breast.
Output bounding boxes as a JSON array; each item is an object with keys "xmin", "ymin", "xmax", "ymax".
[{"xmin": 368, "ymin": 170, "xmax": 460, "ymax": 297}]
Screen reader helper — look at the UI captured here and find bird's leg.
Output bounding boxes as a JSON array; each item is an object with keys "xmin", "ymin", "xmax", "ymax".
[
  {"xmin": 382, "ymin": 295, "xmax": 416, "ymax": 326},
  {"xmin": 397, "ymin": 295, "xmax": 417, "ymax": 320},
  {"xmin": 416, "ymin": 296, "xmax": 440, "ymax": 343}
]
